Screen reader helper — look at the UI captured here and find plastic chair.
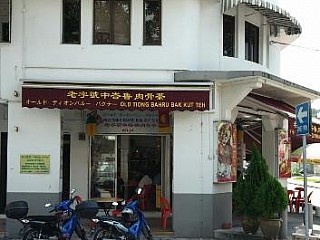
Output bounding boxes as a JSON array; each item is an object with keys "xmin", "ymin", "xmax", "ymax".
[
  {"xmin": 293, "ymin": 191, "xmax": 313, "ymax": 213},
  {"xmin": 294, "ymin": 187, "xmax": 304, "ymax": 197},
  {"xmin": 160, "ymin": 197, "xmax": 172, "ymax": 229}
]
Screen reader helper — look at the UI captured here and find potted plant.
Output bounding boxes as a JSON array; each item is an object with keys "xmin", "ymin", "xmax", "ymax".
[
  {"xmin": 253, "ymin": 174, "xmax": 288, "ymax": 239},
  {"xmin": 233, "ymin": 145, "xmax": 269, "ymax": 234}
]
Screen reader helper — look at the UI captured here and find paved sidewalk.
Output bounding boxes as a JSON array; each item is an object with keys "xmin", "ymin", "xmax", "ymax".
[
  {"xmin": 287, "ymin": 211, "xmax": 320, "ymax": 239},
  {"xmin": 1, "ymin": 212, "xmax": 320, "ymax": 239},
  {"xmin": 152, "ymin": 212, "xmax": 320, "ymax": 240}
]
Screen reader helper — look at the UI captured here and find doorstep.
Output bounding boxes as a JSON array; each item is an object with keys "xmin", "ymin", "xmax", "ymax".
[{"xmin": 214, "ymin": 227, "xmax": 263, "ymax": 239}]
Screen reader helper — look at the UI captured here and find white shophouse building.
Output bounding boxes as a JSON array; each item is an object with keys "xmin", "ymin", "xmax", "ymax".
[{"xmin": 0, "ymin": 0, "xmax": 319, "ymax": 238}]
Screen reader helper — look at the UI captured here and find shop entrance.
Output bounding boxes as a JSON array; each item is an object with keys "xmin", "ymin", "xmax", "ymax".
[{"xmin": 90, "ymin": 134, "xmax": 171, "ymax": 211}]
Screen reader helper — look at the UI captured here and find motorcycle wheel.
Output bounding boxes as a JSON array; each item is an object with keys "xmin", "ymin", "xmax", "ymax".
[
  {"xmin": 22, "ymin": 228, "xmax": 51, "ymax": 240},
  {"xmin": 75, "ymin": 222, "xmax": 89, "ymax": 240},
  {"xmin": 139, "ymin": 224, "xmax": 153, "ymax": 240},
  {"xmin": 93, "ymin": 227, "xmax": 128, "ymax": 240}
]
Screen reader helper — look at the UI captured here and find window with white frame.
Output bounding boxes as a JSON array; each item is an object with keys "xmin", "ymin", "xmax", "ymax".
[
  {"xmin": 245, "ymin": 21, "xmax": 259, "ymax": 63},
  {"xmin": 0, "ymin": 0, "xmax": 11, "ymax": 43},
  {"xmin": 62, "ymin": 0, "xmax": 81, "ymax": 44},
  {"xmin": 93, "ymin": 0, "xmax": 131, "ymax": 45},
  {"xmin": 223, "ymin": 14, "xmax": 235, "ymax": 57},
  {"xmin": 143, "ymin": 0, "xmax": 161, "ymax": 45}
]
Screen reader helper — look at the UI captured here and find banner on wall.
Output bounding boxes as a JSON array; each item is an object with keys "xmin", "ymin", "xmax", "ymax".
[
  {"xmin": 278, "ymin": 129, "xmax": 291, "ymax": 178},
  {"xmin": 214, "ymin": 122, "xmax": 237, "ymax": 183}
]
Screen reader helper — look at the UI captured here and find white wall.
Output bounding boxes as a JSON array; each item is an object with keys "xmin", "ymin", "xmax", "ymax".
[
  {"xmin": 198, "ymin": 0, "xmax": 221, "ymax": 70},
  {"xmin": 0, "ymin": 0, "xmax": 284, "ymax": 94},
  {"xmin": 70, "ymin": 132, "xmax": 89, "ymax": 199},
  {"xmin": 22, "ymin": 0, "xmax": 200, "ymax": 73},
  {"xmin": 173, "ymin": 111, "xmax": 231, "ymax": 194},
  {"xmin": 7, "ymin": 102, "xmax": 61, "ymax": 193},
  {"xmin": 61, "ymin": 109, "xmax": 89, "ymax": 199}
]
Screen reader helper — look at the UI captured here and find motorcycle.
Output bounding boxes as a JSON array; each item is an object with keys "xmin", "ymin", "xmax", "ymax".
[
  {"xmin": 92, "ymin": 188, "xmax": 153, "ymax": 240},
  {"xmin": 5, "ymin": 188, "xmax": 99, "ymax": 240}
]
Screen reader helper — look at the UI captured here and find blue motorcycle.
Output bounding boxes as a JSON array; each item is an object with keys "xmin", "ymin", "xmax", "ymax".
[
  {"xmin": 5, "ymin": 189, "xmax": 98, "ymax": 240},
  {"xmin": 92, "ymin": 188, "xmax": 153, "ymax": 240}
]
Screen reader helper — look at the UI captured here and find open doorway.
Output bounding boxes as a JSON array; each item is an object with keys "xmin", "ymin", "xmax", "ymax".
[{"xmin": 90, "ymin": 134, "xmax": 171, "ymax": 211}]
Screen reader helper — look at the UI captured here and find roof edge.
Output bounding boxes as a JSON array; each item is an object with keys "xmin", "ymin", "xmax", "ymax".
[
  {"xmin": 222, "ymin": 0, "xmax": 302, "ymax": 36},
  {"xmin": 174, "ymin": 70, "xmax": 320, "ymax": 99}
]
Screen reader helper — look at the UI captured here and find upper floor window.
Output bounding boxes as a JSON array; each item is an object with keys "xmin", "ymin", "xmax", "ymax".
[
  {"xmin": 223, "ymin": 14, "xmax": 235, "ymax": 57},
  {"xmin": 62, "ymin": 0, "xmax": 81, "ymax": 44},
  {"xmin": 143, "ymin": 0, "xmax": 161, "ymax": 45},
  {"xmin": 0, "ymin": 0, "xmax": 11, "ymax": 43},
  {"xmin": 93, "ymin": 0, "xmax": 131, "ymax": 45},
  {"xmin": 245, "ymin": 21, "xmax": 259, "ymax": 63}
]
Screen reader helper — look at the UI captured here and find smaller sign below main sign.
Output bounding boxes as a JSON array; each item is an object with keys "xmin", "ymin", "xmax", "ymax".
[
  {"xmin": 97, "ymin": 110, "xmax": 159, "ymax": 134},
  {"xmin": 295, "ymin": 101, "xmax": 311, "ymax": 136}
]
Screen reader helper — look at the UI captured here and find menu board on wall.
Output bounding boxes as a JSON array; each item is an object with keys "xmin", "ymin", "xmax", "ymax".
[
  {"xmin": 214, "ymin": 122, "xmax": 237, "ymax": 183},
  {"xmin": 20, "ymin": 154, "xmax": 50, "ymax": 174}
]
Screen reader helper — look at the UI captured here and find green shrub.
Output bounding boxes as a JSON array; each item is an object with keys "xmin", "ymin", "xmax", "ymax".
[
  {"xmin": 253, "ymin": 175, "xmax": 288, "ymax": 219},
  {"xmin": 233, "ymin": 145, "xmax": 287, "ymax": 219},
  {"xmin": 233, "ymin": 145, "xmax": 269, "ymax": 218}
]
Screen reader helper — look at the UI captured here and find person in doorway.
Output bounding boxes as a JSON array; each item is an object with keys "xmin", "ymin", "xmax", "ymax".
[
  {"xmin": 137, "ymin": 171, "xmax": 153, "ymax": 210},
  {"xmin": 138, "ymin": 172, "xmax": 152, "ymax": 188}
]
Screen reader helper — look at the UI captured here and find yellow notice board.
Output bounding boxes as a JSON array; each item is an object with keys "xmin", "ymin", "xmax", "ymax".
[{"xmin": 20, "ymin": 154, "xmax": 50, "ymax": 174}]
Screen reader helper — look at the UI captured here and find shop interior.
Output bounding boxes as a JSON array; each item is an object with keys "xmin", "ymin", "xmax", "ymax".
[{"xmin": 90, "ymin": 135, "xmax": 166, "ymax": 211}]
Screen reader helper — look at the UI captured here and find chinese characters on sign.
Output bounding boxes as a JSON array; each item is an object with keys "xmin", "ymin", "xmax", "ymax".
[
  {"xmin": 289, "ymin": 120, "xmax": 320, "ymax": 140},
  {"xmin": 20, "ymin": 154, "xmax": 50, "ymax": 174},
  {"xmin": 96, "ymin": 110, "xmax": 160, "ymax": 134},
  {"xmin": 295, "ymin": 101, "xmax": 311, "ymax": 136},
  {"xmin": 22, "ymin": 87, "xmax": 210, "ymax": 111}
]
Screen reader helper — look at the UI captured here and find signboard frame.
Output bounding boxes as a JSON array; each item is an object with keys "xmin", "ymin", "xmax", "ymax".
[{"xmin": 295, "ymin": 101, "xmax": 311, "ymax": 136}]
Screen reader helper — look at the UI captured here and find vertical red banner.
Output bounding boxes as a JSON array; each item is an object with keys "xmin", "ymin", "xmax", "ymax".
[
  {"xmin": 216, "ymin": 122, "xmax": 237, "ymax": 183},
  {"xmin": 278, "ymin": 129, "xmax": 291, "ymax": 178}
]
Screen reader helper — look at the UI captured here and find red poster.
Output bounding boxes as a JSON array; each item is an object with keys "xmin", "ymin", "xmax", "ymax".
[
  {"xmin": 216, "ymin": 122, "xmax": 237, "ymax": 183},
  {"xmin": 278, "ymin": 129, "xmax": 291, "ymax": 178}
]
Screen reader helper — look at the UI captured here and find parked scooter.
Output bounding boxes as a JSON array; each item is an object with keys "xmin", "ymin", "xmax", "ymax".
[
  {"xmin": 92, "ymin": 187, "xmax": 153, "ymax": 240},
  {"xmin": 5, "ymin": 188, "xmax": 99, "ymax": 240}
]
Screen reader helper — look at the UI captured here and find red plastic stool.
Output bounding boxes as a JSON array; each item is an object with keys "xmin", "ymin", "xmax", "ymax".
[{"xmin": 160, "ymin": 197, "xmax": 172, "ymax": 229}]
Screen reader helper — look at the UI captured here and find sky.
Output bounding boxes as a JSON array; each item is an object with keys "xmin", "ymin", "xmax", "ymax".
[{"xmin": 279, "ymin": 0, "xmax": 320, "ymax": 109}]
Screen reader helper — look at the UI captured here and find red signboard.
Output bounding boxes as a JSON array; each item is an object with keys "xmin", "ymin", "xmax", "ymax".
[{"xmin": 22, "ymin": 86, "xmax": 210, "ymax": 111}]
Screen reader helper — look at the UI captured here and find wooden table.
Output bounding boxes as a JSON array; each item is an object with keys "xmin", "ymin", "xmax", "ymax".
[{"xmin": 91, "ymin": 197, "xmax": 124, "ymax": 216}]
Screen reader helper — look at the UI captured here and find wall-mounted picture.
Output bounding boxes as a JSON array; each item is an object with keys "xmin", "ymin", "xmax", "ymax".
[
  {"xmin": 215, "ymin": 122, "xmax": 237, "ymax": 183},
  {"xmin": 278, "ymin": 129, "xmax": 291, "ymax": 178}
]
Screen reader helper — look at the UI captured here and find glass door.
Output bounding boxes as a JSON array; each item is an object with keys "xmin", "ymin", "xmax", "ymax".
[{"xmin": 90, "ymin": 135, "xmax": 117, "ymax": 198}]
